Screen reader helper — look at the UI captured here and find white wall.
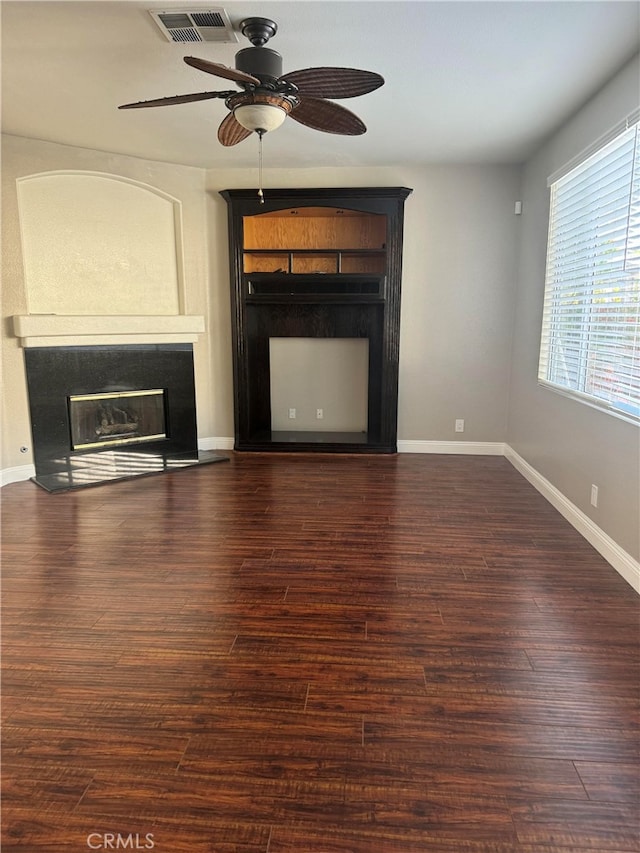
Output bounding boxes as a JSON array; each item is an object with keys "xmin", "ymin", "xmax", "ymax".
[
  {"xmin": 508, "ymin": 53, "xmax": 640, "ymax": 560},
  {"xmin": 396, "ymin": 166, "xmax": 521, "ymax": 441},
  {"xmin": 17, "ymin": 172, "xmax": 182, "ymax": 315}
]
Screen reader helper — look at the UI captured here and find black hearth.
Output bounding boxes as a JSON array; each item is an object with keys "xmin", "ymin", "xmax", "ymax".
[{"xmin": 24, "ymin": 344, "xmax": 227, "ymax": 491}]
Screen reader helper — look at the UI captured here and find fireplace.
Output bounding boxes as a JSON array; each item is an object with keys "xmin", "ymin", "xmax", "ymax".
[
  {"xmin": 68, "ymin": 389, "xmax": 167, "ymax": 450},
  {"xmin": 23, "ymin": 344, "xmax": 227, "ymax": 491}
]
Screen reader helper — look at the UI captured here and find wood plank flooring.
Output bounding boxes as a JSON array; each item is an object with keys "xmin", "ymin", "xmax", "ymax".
[{"xmin": 2, "ymin": 452, "xmax": 638, "ymax": 852}]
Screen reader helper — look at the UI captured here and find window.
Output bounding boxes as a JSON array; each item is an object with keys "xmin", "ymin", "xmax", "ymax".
[{"xmin": 538, "ymin": 113, "xmax": 640, "ymax": 423}]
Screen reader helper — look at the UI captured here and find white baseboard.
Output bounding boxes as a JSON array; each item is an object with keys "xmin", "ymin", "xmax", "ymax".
[
  {"xmin": 1, "ymin": 464, "xmax": 35, "ymax": 487},
  {"xmin": 198, "ymin": 436, "xmax": 235, "ymax": 451},
  {"xmin": 505, "ymin": 445, "xmax": 639, "ymax": 594},
  {"xmin": 398, "ymin": 440, "xmax": 506, "ymax": 455},
  {"xmin": 204, "ymin": 438, "xmax": 508, "ymax": 455}
]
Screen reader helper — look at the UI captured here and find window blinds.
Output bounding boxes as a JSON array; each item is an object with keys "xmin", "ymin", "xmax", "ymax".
[{"xmin": 538, "ymin": 116, "xmax": 640, "ymax": 423}]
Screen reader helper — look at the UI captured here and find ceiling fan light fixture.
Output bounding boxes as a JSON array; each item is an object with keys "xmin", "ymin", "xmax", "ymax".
[
  {"xmin": 228, "ymin": 91, "xmax": 296, "ymax": 135},
  {"xmin": 234, "ymin": 103, "xmax": 287, "ymax": 134}
]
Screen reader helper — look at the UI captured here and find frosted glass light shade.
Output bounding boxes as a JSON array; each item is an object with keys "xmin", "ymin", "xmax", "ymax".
[{"xmin": 234, "ymin": 104, "xmax": 287, "ymax": 134}]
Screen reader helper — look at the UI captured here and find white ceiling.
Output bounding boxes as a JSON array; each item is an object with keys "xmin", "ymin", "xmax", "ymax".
[{"xmin": 2, "ymin": 1, "xmax": 639, "ymax": 170}]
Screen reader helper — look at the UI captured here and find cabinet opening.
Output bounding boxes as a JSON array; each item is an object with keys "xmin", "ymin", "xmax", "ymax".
[
  {"xmin": 291, "ymin": 253, "xmax": 336, "ymax": 274},
  {"xmin": 243, "ymin": 206, "xmax": 387, "ymax": 251},
  {"xmin": 269, "ymin": 338, "xmax": 369, "ymax": 434}
]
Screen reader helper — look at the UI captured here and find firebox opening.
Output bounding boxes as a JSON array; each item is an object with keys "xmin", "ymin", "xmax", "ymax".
[{"xmin": 68, "ymin": 389, "xmax": 167, "ymax": 450}]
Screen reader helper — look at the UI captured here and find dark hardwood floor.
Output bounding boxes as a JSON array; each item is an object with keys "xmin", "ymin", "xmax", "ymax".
[{"xmin": 2, "ymin": 452, "xmax": 638, "ymax": 852}]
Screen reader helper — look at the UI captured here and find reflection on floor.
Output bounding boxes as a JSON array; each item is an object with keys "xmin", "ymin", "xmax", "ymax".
[{"xmin": 32, "ymin": 449, "xmax": 229, "ymax": 492}]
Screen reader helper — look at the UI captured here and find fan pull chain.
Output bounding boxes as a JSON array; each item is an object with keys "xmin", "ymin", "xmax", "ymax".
[{"xmin": 257, "ymin": 130, "xmax": 264, "ymax": 204}]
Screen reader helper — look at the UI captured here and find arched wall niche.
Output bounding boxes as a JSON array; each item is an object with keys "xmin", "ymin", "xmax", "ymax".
[{"xmin": 16, "ymin": 171, "xmax": 185, "ymax": 316}]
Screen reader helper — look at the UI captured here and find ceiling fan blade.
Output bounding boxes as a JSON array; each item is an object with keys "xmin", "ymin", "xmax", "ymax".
[
  {"xmin": 283, "ymin": 67, "xmax": 384, "ymax": 99},
  {"xmin": 289, "ymin": 96, "xmax": 366, "ymax": 135},
  {"xmin": 184, "ymin": 57, "xmax": 260, "ymax": 86},
  {"xmin": 119, "ymin": 91, "xmax": 232, "ymax": 109},
  {"xmin": 218, "ymin": 112, "xmax": 253, "ymax": 146}
]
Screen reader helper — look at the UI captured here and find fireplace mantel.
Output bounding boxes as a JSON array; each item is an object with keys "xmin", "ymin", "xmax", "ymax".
[{"xmin": 13, "ymin": 315, "xmax": 205, "ymax": 347}]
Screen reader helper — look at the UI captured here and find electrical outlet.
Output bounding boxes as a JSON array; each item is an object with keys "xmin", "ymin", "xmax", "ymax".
[
  {"xmin": 316, "ymin": 408, "xmax": 324, "ymax": 420},
  {"xmin": 590, "ymin": 484, "xmax": 599, "ymax": 507},
  {"xmin": 288, "ymin": 408, "xmax": 296, "ymax": 419},
  {"xmin": 455, "ymin": 419, "xmax": 465, "ymax": 433}
]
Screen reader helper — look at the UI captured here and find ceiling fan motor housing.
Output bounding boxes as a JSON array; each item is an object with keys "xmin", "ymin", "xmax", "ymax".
[{"xmin": 235, "ymin": 47, "xmax": 283, "ymax": 82}]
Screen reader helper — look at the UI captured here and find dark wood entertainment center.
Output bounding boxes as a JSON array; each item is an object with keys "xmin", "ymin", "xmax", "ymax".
[{"xmin": 221, "ymin": 187, "xmax": 412, "ymax": 452}]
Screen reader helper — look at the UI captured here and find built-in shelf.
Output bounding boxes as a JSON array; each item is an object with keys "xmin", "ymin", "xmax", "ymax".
[
  {"xmin": 220, "ymin": 187, "xmax": 412, "ymax": 454},
  {"xmin": 242, "ymin": 204, "xmax": 387, "ymax": 278},
  {"xmin": 244, "ymin": 249, "xmax": 386, "ymax": 275}
]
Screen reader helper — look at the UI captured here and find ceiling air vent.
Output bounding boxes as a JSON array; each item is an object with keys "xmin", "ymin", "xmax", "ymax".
[{"xmin": 150, "ymin": 8, "xmax": 237, "ymax": 43}]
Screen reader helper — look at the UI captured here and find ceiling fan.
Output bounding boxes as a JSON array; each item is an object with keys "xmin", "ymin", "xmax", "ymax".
[{"xmin": 118, "ymin": 16, "xmax": 384, "ymax": 146}]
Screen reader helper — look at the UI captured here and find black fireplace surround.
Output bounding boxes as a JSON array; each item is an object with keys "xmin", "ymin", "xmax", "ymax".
[{"xmin": 24, "ymin": 344, "xmax": 227, "ymax": 491}]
